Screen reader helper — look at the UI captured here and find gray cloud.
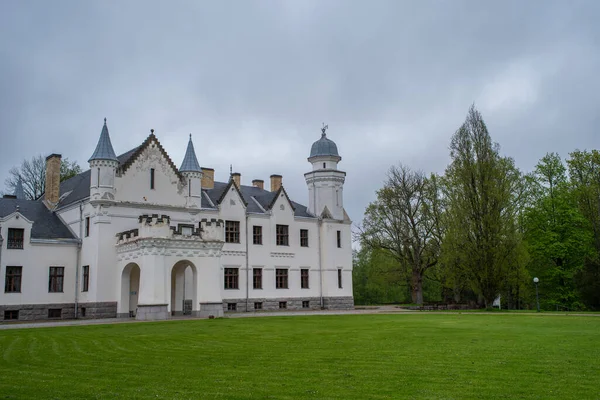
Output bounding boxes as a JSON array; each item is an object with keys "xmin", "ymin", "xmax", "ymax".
[{"xmin": 1, "ymin": 0, "xmax": 599, "ymax": 231}]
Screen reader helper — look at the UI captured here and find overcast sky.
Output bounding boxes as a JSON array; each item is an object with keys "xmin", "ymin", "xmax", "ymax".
[{"xmin": 1, "ymin": 0, "xmax": 599, "ymax": 228}]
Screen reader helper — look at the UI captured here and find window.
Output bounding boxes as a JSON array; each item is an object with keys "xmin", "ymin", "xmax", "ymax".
[
  {"xmin": 97, "ymin": 168, "xmax": 100, "ymax": 187},
  {"xmin": 85, "ymin": 217, "xmax": 90, "ymax": 237},
  {"xmin": 82, "ymin": 265, "xmax": 89, "ymax": 292},
  {"xmin": 300, "ymin": 229, "xmax": 309, "ymax": 247},
  {"xmin": 4, "ymin": 310, "xmax": 19, "ymax": 320},
  {"xmin": 48, "ymin": 309, "xmax": 62, "ymax": 318},
  {"xmin": 302, "ymin": 301, "xmax": 310, "ymax": 309},
  {"xmin": 227, "ymin": 303, "xmax": 237, "ymax": 311},
  {"xmin": 279, "ymin": 301, "xmax": 287, "ymax": 309},
  {"xmin": 276, "ymin": 268, "xmax": 288, "ymax": 289},
  {"xmin": 338, "ymin": 268, "xmax": 343, "ymax": 289},
  {"xmin": 225, "ymin": 221, "xmax": 240, "ymax": 243},
  {"xmin": 80, "ymin": 307, "xmax": 86, "ymax": 317},
  {"xmin": 254, "ymin": 302, "xmax": 263, "ymax": 310},
  {"xmin": 276, "ymin": 225, "xmax": 289, "ymax": 246},
  {"xmin": 188, "ymin": 179, "xmax": 191, "ymax": 196},
  {"xmin": 253, "ymin": 268, "xmax": 262, "ymax": 289},
  {"xmin": 150, "ymin": 168, "xmax": 155, "ymax": 189},
  {"xmin": 224, "ymin": 268, "xmax": 239, "ymax": 289},
  {"xmin": 253, "ymin": 225, "xmax": 262, "ymax": 245},
  {"xmin": 49, "ymin": 267, "xmax": 64, "ymax": 293},
  {"xmin": 323, "ymin": 162, "xmax": 326, "ymax": 169},
  {"xmin": 301, "ymin": 268, "xmax": 309, "ymax": 289},
  {"xmin": 4, "ymin": 266, "xmax": 22, "ymax": 293},
  {"xmin": 7, "ymin": 228, "xmax": 24, "ymax": 249},
  {"xmin": 337, "ymin": 230, "xmax": 342, "ymax": 248}
]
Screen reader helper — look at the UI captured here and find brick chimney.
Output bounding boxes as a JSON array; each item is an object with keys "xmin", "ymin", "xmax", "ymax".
[
  {"xmin": 201, "ymin": 167, "xmax": 214, "ymax": 189},
  {"xmin": 252, "ymin": 179, "xmax": 264, "ymax": 190},
  {"xmin": 45, "ymin": 154, "xmax": 62, "ymax": 205},
  {"xmin": 231, "ymin": 172, "xmax": 241, "ymax": 188},
  {"xmin": 270, "ymin": 174, "xmax": 282, "ymax": 192}
]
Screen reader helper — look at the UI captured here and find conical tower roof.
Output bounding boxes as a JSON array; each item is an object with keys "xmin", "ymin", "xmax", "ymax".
[
  {"xmin": 14, "ymin": 177, "xmax": 25, "ymax": 200},
  {"xmin": 88, "ymin": 118, "xmax": 118, "ymax": 162},
  {"xmin": 179, "ymin": 134, "xmax": 201, "ymax": 173}
]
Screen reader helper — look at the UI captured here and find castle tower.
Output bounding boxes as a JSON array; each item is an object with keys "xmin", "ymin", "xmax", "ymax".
[
  {"xmin": 88, "ymin": 118, "xmax": 119, "ymax": 202},
  {"xmin": 304, "ymin": 125, "xmax": 346, "ymax": 220},
  {"xmin": 179, "ymin": 134, "xmax": 203, "ymax": 208}
]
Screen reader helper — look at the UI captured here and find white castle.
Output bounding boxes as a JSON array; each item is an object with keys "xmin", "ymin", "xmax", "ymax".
[{"xmin": 0, "ymin": 121, "xmax": 353, "ymax": 321}]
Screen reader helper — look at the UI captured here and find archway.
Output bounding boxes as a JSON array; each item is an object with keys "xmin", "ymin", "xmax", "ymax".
[
  {"xmin": 170, "ymin": 260, "xmax": 198, "ymax": 316},
  {"xmin": 121, "ymin": 263, "xmax": 141, "ymax": 317}
]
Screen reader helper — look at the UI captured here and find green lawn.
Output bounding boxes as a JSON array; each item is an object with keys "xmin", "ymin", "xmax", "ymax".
[{"xmin": 1, "ymin": 314, "xmax": 599, "ymax": 399}]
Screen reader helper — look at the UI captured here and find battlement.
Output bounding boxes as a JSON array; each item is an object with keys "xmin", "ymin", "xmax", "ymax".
[{"xmin": 115, "ymin": 215, "xmax": 225, "ymax": 244}]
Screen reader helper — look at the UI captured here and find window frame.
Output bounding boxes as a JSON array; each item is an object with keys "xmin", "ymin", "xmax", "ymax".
[
  {"xmin": 82, "ymin": 265, "xmax": 89, "ymax": 292},
  {"xmin": 254, "ymin": 302, "xmax": 263, "ymax": 310},
  {"xmin": 276, "ymin": 224, "xmax": 289, "ymax": 246},
  {"xmin": 279, "ymin": 301, "xmax": 287, "ymax": 309},
  {"xmin": 48, "ymin": 266, "xmax": 65, "ymax": 293},
  {"xmin": 301, "ymin": 268, "xmax": 309, "ymax": 289},
  {"xmin": 7, "ymin": 228, "xmax": 24, "ymax": 250},
  {"xmin": 150, "ymin": 168, "xmax": 155, "ymax": 190},
  {"xmin": 302, "ymin": 300, "xmax": 310, "ymax": 309},
  {"xmin": 4, "ymin": 266, "xmax": 22, "ymax": 293},
  {"xmin": 300, "ymin": 229, "xmax": 309, "ymax": 247},
  {"xmin": 253, "ymin": 268, "xmax": 262, "ymax": 290},
  {"xmin": 85, "ymin": 217, "xmax": 90, "ymax": 237},
  {"xmin": 338, "ymin": 268, "xmax": 343, "ymax": 289},
  {"xmin": 253, "ymin": 225, "xmax": 263, "ymax": 245},
  {"xmin": 337, "ymin": 230, "xmax": 342, "ymax": 248},
  {"xmin": 224, "ymin": 267, "xmax": 239, "ymax": 290},
  {"xmin": 4, "ymin": 310, "xmax": 19, "ymax": 320},
  {"xmin": 225, "ymin": 220, "xmax": 241, "ymax": 243},
  {"xmin": 275, "ymin": 268, "xmax": 288, "ymax": 289}
]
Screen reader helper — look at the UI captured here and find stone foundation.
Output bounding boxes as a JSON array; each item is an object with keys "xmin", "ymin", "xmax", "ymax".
[
  {"xmin": 195, "ymin": 302, "xmax": 224, "ymax": 318},
  {"xmin": 0, "ymin": 302, "xmax": 117, "ymax": 322},
  {"xmin": 136, "ymin": 304, "xmax": 168, "ymax": 321},
  {"xmin": 222, "ymin": 296, "xmax": 354, "ymax": 313},
  {"xmin": 77, "ymin": 302, "xmax": 118, "ymax": 319}
]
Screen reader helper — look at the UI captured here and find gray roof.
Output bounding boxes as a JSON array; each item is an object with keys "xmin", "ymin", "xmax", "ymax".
[
  {"xmin": 14, "ymin": 178, "xmax": 25, "ymax": 200},
  {"xmin": 0, "ymin": 198, "xmax": 76, "ymax": 239},
  {"xmin": 309, "ymin": 133, "xmax": 339, "ymax": 158},
  {"xmin": 88, "ymin": 119, "xmax": 118, "ymax": 162},
  {"xmin": 179, "ymin": 135, "xmax": 202, "ymax": 173}
]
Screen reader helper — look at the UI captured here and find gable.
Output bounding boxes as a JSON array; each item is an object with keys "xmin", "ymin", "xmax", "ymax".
[
  {"xmin": 270, "ymin": 187, "xmax": 295, "ymax": 222},
  {"xmin": 218, "ymin": 180, "xmax": 247, "ymax": 219}
]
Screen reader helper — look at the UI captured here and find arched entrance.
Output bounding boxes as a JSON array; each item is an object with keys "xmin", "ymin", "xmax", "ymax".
[
  {"xmin": 170, "ymin": 260, "xmax": 198, "ymax": 316},
  {"xmin": 121, "ymin": 263, "xmax": 140, "ymax": 317}
]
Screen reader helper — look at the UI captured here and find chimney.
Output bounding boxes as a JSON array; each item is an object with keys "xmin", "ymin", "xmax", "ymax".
[
  {"xmin": 45, "ymin": 154, "xmax": 62, "ymax": 205},
  {"xmin": 201, "ymin": 167, "xmax": 214, "ymax": 189},
  {"xmin": 231, "ymin": 172, "xmax": 241, "ymax": 188},
  {"xmin": 252, "ymin": 179, "xmax": 264, "ymax": 190},
  {"xmin": 270, "ymin": 174, "xmax": 282, "ymax": 192}
]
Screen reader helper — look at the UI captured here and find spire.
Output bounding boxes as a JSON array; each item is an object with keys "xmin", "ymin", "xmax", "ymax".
[
  {"xmin": 14, "ymin": 177, "xmax": 25, "ymax": 200},
  {"xmin": 88, "ymin": 118, "xmax": 118, "ymax": 162},
  {"xmin": 179, "ymin": 134, "xmax": 201, "ymax": 173}
]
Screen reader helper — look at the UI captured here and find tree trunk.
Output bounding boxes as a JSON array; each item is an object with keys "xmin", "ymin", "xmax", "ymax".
[{"xmin": 411, "ymin": 270, "xmax": 424, "ymax": 305}]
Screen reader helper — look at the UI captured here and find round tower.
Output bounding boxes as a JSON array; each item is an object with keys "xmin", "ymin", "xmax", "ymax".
[
  {"xmin": 179, "ymin": 134, "xmax": 203, "ymax": 208},
  {"xmin": 304, "ymin": 125, "xmax": 346, "ymax": 220},
  {"xmin": 88, "ymin": 118, "xmax": 119, "ymax": 202}
]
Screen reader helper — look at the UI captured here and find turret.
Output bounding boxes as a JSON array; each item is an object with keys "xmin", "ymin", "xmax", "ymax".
[
  {"xmin": 179, "ymin": 134, "xmax": 202, "ymax": 208},
  {"xmin": 88, "ymin": 118, "xmax": 119, "ymax": 202},
  {"xmin": 304, "ymin": 125, "xmax": 346, "ymax": 220}
]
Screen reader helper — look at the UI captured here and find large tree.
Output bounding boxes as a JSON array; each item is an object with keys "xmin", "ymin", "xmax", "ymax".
[
  {"xmin": 3, "ymin": 155, "xmax": 82, "ymax": 200},
  {"xmin": 443, "ymin": 105, "xmax": 525, "ymax": 308},
  {"xmin": 359, "ymin": 164, "xmax": 444, "ymax": 305}
]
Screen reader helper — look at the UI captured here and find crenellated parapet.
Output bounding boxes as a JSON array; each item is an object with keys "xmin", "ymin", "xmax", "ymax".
[
  {"xmin": 200, "ymin": 218, "xmax": 225, "ymax": 242},
  {"xmin": 138, "ymin": 214, "xmax": 173, "ymax": 238}
]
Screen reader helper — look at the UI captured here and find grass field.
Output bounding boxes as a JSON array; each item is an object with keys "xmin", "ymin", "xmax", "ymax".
[{"xmin": 1, "ymin": 314, "xmax": 599, "ymax": 399}]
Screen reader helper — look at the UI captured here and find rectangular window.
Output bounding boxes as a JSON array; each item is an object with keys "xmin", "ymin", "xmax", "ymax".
[
  {"xmin": 337, "ymin": 230, "xmax": 342, "ymax": 248},
  {"xmin": 85, "ymin": 217, "xmax": 90, "ymax": 237},
  {"xmin": 7, "ymin": 228, "xmax": 24, "ymax": 249},
  {"xmin": 254, "ymin": 302, "xmax": 263, "ymax": 310},
  {"xmin": 225, "ymin": 221, "xmax": 240, "ymax": 243},
  {"xmin": 338, "ymin": 268, "xmax": 343, "ymax": 289},
  {"xmin": 227, "ymin": 303, "xmax": 237, "ymax": 311},
  {"xmin": 4, "ymin": 266, "xmax": 22, "ymax": 293},
  {"xmin": 49, "ymin": 267, "xmax": 64, "ymax": 293},
  {"xmin": 48, "ymin": 309, "xmax": 62, "ymax": 318},
  {"xmin": 300, "ymin": 229, "xmax": 309, "ymax": 247},
  {"xmin": 302, "ymin": 300, "xmax": 310, "ymax": 309},
  {"xmin": 279, "ymin": 301, "xmax": 287, "ymax": 309},
  {"xmin": 80, "ymin": 307, "xmax": 86, "ymax": 317},
  {"xmin": 253, "ymin": 268, "xmax": 262, "ymax": 289},
  {"xmin": 82, "ymin": 265, "xmax": 89, "ymax": 292},
  {"xmin": 301, "ymin": 268, "xmax": 309, "ymax": 289},
  {"xmin": 276, "ymin": 225, "xmax": 289, "ymax": 246},
  {"xmin": 253, "ymin": 225, "xmax": 262, "ymax": 245},
  {"xmin": 150, "ymin": 168, "xmax": 155, "ymax": 189},
  {"xmin": 4, "ymin": 310, "xmax": 19, "ymax": 320},
  {"xmin": 276, "ymin": 268, "xmax": 288, "ymax": 289},
  {"xmin": 224, "ymin": 268, "xmax": 239, "ymax": 289}
]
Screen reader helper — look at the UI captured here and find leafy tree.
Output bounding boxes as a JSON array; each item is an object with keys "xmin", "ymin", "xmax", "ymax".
[
  {"xmin": 359, "ymin": 164, "xmax": 444, "ymax": 305},
  {"xmin": 3, "ymin": 155, "xmax": 82, "ymax": 200},
  {"xmin": 443, "ymin": 105, "xmax": 525, "ymax": 308}
]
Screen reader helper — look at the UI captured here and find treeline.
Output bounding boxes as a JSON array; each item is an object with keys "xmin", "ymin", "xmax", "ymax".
[{"xmin": 354, "ymin": 106, "xmax": 600, "ymax": 311}]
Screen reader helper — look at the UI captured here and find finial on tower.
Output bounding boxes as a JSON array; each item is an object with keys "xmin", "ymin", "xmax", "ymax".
[
  {"xmin": 151, "ymin": 129, "xmax": 154, "ymax": 134},
  {"xmin": 321, "ymin": 123, "xmax": 328, "ymax": 137},
  {"xmin": 230, "ymin": 164, "xmax": 233, "ymax": 176},
  {"xmin": 104, "ymin": 117, "xmax": 107, "ymax": 124},
  {"xmin": 189, "ymin": 133, "xmax": 192, "ymax": 139}
]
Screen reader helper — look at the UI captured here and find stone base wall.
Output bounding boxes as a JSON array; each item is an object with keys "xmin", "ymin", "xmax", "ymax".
[
  {"xmin": 222, "ymin": 296, "xmax": 354, "ymax": 313},
  {"xmin": 0, "ymin": 302, "xmax": 117, "ymax": 322},
  {"xmin": 136, "ymin": 304, "xmax": 168, "ymax": 321}
]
